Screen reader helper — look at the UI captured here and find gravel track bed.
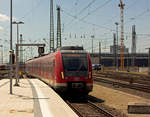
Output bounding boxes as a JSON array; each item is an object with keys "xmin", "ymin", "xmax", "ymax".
[
  {"xmin": 94, "ymin": 103, "xmax": 127, "ymax": 117},
  {"xmin": 94, "ymin": 80, "xmax": 150, "ymax": 100},
  {"xmin": 87, "ymin": 96, "xmax": 128, "ymax": 117},
  {"xmin": 65, "ymin": 95, "xmax": 128, "ymax": 117},
  {"xmin": 90, "ymin": 83, "xmax": 150, "ymax": 117}
]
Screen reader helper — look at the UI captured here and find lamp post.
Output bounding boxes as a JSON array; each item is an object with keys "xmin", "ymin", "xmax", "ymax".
[
  {"xmin": 12, "ymin": 21, "xmax": 24, "ymax": 44},
  {"xmin": 115, "ymin": 22, "xmax": 119, "ymax": 70},
  {"xmin": 0, "ymin": 45, "xmax": 3, "ymax": 64},
  {"xmin": 12, "ymin": 22, "xmax": 24, "ymax": 87},
  {"xmin": 10, "ymin": 0, "xmax": 13, "ymax": 94}
]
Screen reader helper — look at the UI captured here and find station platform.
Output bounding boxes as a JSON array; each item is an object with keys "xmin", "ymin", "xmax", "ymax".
[{"xmin": 0, "ymin": 78, "xmax": 78, "ymax": 117}]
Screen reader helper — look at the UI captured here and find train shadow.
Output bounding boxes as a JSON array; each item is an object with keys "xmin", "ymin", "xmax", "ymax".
[
  {"xmin": 61, "ymin": 93, "xmax": 104, "ymax": 103},
  {"xmin": 87, "ymin": 95, "xmax": 104, "ymax": 103}
]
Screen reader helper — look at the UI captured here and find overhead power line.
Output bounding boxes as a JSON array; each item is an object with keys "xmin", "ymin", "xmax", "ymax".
[
  {"xmin": 63, "ymin": 0, "xmax": 97, "ymax": 26},
  {"xmin": 61, "ymin": 8, "xmax": 139, "ymax": 37},
  {"xmin": 125, "ymin": 9, "xmax": 150, "ymax": 24},
  {"xmin": 126, "ymin": 0, "xmax": 138, "ymax": 10},
  {"xmin": 61, "ymin": 8, "xmax": 115, "ymax": 31},
  {"xmin": 99, "ymin": 0, "xmax": 139, "ymax": 29},
  {"xmin": 63, "ymin": 0, "xmax": 112, "ymax": 28},
  {"xmin": 80, "ymin": 0, "xmax": 113, "ymax": 21},
  {"xmin": 19, "ymin": 0, "xmax": 46, "ymax": 20},
  {"xmin": 77, "ymin": 0, "xmax": 97, "ymax": 16}
]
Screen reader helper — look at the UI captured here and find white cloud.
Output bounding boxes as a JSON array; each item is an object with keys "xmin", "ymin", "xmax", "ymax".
[
  {"xmin": 0, "ymin": 13, "xmax": 9, "ymax": 22},
  {"xmin": 0, "ymin": 26, "xmax": 4, "ymax": 30},
  {"xmin": 0, "ymin": 13, "xmax": 16, "ymax": 23}
]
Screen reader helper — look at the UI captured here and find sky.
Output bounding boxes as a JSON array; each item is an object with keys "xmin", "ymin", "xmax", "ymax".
[{"xmin": 0, "ymin": 0, "xmax": 150, "ymax": 63}]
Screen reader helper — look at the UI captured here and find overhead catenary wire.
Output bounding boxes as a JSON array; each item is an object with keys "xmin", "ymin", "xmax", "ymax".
[
  {"xmin": 100, "ymin": 0, "xmax": 139, "ymax": 27},
  {"xmin": 1, "ymin": 0, "xmax": 150, "ymax": 55},
  {"xmin": 0, "ymin": 0, "xmax": 48, "ymax": 43},
  {"xmin": 63, "ymin": 0, "xmax": 97, "ymax": 26},
  {"xmin": 61, "ymin": 9, "xmax": 115, "ymax": 32},
  {"xmin": 61, "ymin": 6, "xmax": 150, "ymax": 41},
  {"xmin": 125, "ymin": 9, "xmax": 150, "ymax": 24},
  {"xmin": 1, "ymin": 0, "xmax": 149, "ymax": 39},
  {"xmin": 19, "ymin": 0, "xmax": 46, "ymax": 20},
  {"xmin": 80, "ymin": 0, "xmax": 113, "ymax": 21},
  {"xmin": 63, "ymin": 0, "xmax": 113, "ymax": 29},
  {"xmin": 76, "ymin": 0, "xmax": 97, "ymax": 16},
  {"xmin": 61, "ymin": 4, "xmax": 139, "ymax": 37}
]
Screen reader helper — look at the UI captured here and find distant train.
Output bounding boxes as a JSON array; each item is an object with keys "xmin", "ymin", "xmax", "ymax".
[
  {"xmin": 0, "ymin": 64, "xmax": 9, "ymax": 70},
  {"xmin": 26, "ymin": 46, "xmax": 93, "ymax": 95}
]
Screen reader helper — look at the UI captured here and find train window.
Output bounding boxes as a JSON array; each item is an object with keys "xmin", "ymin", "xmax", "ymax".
[{"xmin": 62, "ymin": 53, "xmax": 88, "ymax": 76}]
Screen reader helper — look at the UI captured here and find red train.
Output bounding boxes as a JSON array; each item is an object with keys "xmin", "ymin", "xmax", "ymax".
[{"xmin": 26, "ymin": 46, "xmax": 93, "ymax": 95}]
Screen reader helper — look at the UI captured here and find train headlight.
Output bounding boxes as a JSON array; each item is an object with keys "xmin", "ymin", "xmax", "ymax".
[
  {"xmin": 89, "ymin": 72, "xmax": 91, "ymax": 79},
  {"xmin": 61, "ymin": 72, "xmax": 64, "ymax": 79}
]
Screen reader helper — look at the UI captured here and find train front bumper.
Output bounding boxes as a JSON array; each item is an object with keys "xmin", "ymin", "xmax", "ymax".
[{"xmin": 54, "ymin": 82, "xmax": 93, "ymax": 93}]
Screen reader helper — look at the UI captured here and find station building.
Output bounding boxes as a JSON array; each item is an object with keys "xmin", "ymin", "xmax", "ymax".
[{"xmin": 90, "ymin": 53, "xmax": 148, "ymax": 67}]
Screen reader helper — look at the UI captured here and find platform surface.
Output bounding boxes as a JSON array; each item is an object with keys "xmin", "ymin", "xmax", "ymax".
[{"xmin": 0, "ymin": 78, "xmax": 78, "ymax": 117}]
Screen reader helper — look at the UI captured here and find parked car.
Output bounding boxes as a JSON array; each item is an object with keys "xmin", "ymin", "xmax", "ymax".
[{"xmin": 92, "ymin": 64, "xmax": 101, "ymax": 70}]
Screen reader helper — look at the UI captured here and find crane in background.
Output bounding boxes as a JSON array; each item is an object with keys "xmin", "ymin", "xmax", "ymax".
[{"xmin": 119, "ymin": 0, "xmax": 125, "ymax": 70}]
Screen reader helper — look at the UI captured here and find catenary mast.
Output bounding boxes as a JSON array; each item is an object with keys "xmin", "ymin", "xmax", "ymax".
[
  {"xmin": 50, "ymin": 0, "xmax": 54, "ymax": 52},
  {"xmin": 56, "ymin": 6, "xmax": 61, "ymax": 49}
]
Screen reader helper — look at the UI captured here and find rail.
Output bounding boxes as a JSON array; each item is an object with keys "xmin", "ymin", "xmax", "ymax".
[
  {"xmin": 66, "ymin": 100, "xmax": 116, "ymax": 117},
  {"xmin": 94, "ymin": 77, "xmax": 150, "ymax": 93}
]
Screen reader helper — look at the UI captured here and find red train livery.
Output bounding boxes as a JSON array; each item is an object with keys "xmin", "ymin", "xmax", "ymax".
[{"xmin": 26, "ymin": 46, "xmax": 93, "ymax": 95}]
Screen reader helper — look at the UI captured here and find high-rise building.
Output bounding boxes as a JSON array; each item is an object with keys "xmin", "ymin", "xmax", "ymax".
[{"xmin": 110, "ymin": 45, "xmax": 129, "ymax": 54}]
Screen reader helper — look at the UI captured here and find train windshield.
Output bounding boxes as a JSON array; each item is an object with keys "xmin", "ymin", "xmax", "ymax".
[{"xmin": 62, "ymin": 53, "xmax": 88, "ymax": 76}]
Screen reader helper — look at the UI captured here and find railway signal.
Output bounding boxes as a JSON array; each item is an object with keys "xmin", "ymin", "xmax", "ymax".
[
  {"xmin": 38, "ymin": 47, "xmax": 45, "ymax": 56},
  {"xmin": 15, "ymin": 44, "xmax": 45, "ymax": 86}
]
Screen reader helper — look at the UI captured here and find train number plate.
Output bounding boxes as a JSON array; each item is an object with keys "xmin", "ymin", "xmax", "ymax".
[{"xmin": 72, "ymin": 83, "xmax": 84, "ymax": 88}]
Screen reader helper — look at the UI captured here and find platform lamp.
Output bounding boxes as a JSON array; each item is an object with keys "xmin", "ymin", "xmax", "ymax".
[
  {"xmin": 10, "ymin": 0, "xmax": 13, "ymax": 94},
  {"xmin": 12, "ymin": 21, "xmax": 24, "ymax": 44},
  {"xmin": 12, "ymin": 21, "xmax": 24, "ymax": 87}
]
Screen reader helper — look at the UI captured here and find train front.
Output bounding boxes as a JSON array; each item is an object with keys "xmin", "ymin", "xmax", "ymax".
[{"xmin": 55, "ymin": 46, "xmax": 93, "ymax": 95}]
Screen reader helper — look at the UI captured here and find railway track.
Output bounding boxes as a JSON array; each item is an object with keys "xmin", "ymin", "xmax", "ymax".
[
  {"xmin": 94, "ymin": 76, "xmax": 150, "ymax": 93},
  {"xmin": 93, "ymin": 73, "xmax": 150, "ymax": 85},
  {"xmin": 66, "ymin": 100, "xmax": 116, "ymax": 117},
  {"xmin": 0, "ymin": 69, "xmax": 15, "ymax": 79}
]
